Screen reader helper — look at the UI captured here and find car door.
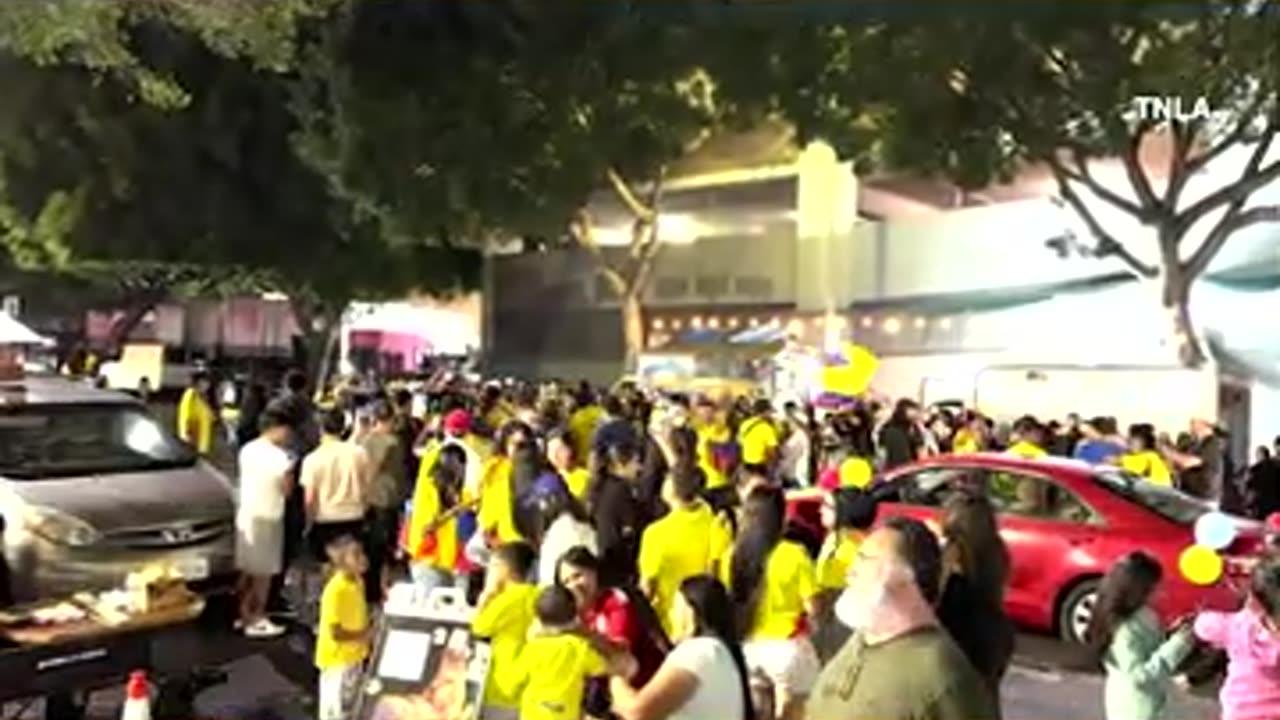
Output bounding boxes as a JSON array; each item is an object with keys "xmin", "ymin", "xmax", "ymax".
[{"xmin": 985, "ymin": 469, "xmax": 1102, "ymax": 629}]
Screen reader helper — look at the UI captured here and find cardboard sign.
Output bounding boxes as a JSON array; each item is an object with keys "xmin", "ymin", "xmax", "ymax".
[{"xmin": 356, "ymin": 586, "xmax": 490, "ymax": 720}]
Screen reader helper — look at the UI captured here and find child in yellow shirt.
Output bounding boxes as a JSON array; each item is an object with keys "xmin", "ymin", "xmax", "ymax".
[
  {"xmin": 315, "ymin": 535, "xmax": 373, "ymax": 720},
  {"xmin": 514, "ymin": 586, "xmax": 632, "ymax": 720},
  {"xmin": 471, "ymin": 542, "xmax": 540, "ymax": 720}
]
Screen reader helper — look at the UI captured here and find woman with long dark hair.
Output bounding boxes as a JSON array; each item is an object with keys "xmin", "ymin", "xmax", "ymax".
[
  {"xmin": 611, "ymin": 575, "xmax": 751, "ymax": 720},
  {"xmin": 590, "ymin": 439, "xmax": 646, "ymax": 588},
  {"xmin": 937, "ymin": 491, "xmax": 1016, "ymax": 707},
  {"xmin": 724, "ymin": 485, "xmax": 819, "ymax": 720},
  {"xmin": 405, "ymin": 444, "xmax": 467, "ymax": 591},
  {"xmin": 1085, "ymin": 552, "xmax": 1195, "ymax": 720}
]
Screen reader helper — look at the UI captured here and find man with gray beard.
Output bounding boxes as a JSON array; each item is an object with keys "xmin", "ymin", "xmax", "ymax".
[{"xmin": 806, "ymin": 516, "xmax": 998, "ymax": 720}]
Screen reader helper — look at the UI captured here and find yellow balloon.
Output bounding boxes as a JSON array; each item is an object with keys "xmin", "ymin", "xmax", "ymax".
[{"xmin": 1179, "ymin": 545, "xmax": 1224, "ymax": 586}]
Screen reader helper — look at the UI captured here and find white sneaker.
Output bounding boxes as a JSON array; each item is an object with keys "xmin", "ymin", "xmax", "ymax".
[{"xmin": 243, "ymin": 618, "xmax": 286, "ymax": 639}]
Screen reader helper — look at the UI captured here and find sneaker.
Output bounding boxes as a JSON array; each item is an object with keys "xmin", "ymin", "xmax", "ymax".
[{"xmin": 243, "ymin": 618, "xmax": 287, "ymax": 639}]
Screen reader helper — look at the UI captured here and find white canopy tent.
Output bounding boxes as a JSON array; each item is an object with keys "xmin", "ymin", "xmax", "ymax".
[{"xmin": 0, "ymin": 314, "xmax": 52, "ymax": 346}]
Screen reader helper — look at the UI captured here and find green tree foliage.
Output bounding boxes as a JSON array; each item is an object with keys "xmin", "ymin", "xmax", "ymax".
[
  {"xmin": 0, "ymin": 3, "xmax": 475, "ymax": 359},
  {"xmin": 293, "ymin": 0, "xmax": 744, "ymax": 369},
  {"xmin": 750, "ymin": 0, "xmax": 1280, "ymax": 367}
]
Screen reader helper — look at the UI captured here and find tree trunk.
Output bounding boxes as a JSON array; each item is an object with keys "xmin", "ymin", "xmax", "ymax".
[
  {"xmin": 620, "ymin": 290, "xmax": 645, "ymax": 373},
  {"xmin": 1162, "ymin": 272, "xmax": 1207, "ymax": 369},
  {"xmin": 106, "ymin": 290, "xmax": 165, "ymax": 351},
  {"xmin": 310, "ymin": 320, "xmax": 341, "ymax": 399}
]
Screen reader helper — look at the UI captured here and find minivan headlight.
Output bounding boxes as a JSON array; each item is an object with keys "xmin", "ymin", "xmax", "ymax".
[{"xmin": 25, "ymin": 507, "xmax": 101, "ymax": 547}]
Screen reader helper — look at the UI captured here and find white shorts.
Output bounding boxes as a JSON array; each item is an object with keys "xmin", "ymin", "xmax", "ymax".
[
  {"xmin": 743, "ymin": 637, "xmax": 820, "ymax": 697},
  {"xmin": 318, "ymin": 663, "xmax": 362, "ymax": 720}
]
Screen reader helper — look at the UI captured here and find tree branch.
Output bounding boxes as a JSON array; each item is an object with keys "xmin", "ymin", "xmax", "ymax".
[
  {"xmin": 606, "ymin": 167, "xmax": 656, "ymax": 223},
  {"xmin": 1121, "ymin": 123, "xmax": 1160, "ymax": 213},
  {"xmin": 1177, "ymin": 129, "xmax": 1280, "ymax": 232},
  {"xmin": 1184, "ymin": 96, "xmax": 1270, "ymax": 177},
  {"xmin": 570, "ymin": 208, "xmax": 627, "ymax": 295},
  {"xmin": 1050, "ymin": 165, "xmax": 1158, "ymax": 278},
  {"xmin": 1163, "ymin": 121, "xmax": 1196, "ymax": 210},
  {"xmin": 1052, "ymin": 147, "xmax": 1145, "ymax": 218},
  {"xmin": 1186, "ymin": 202, "xmax": 1280, "ymax": 280}
]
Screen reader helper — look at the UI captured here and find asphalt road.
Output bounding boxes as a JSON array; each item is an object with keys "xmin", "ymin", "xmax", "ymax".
[{"xmin": 7, "ymin": 622, "xmax": 1219, "ymax": 720}]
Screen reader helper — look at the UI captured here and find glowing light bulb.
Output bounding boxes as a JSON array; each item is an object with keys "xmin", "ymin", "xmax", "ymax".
[{"xmin": 883, "ymin": 318, "xmax": 901, "ymax": 335}]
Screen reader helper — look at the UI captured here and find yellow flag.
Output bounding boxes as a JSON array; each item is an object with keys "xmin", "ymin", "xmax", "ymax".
[{"xmin": 820, "ymin": 343, "xmax": 879, "ymax": 396}]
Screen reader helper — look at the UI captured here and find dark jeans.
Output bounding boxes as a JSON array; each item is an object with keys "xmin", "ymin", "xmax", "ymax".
[
  {"xmin": 308, "ymin": 519, "xmax": 366, "ymax": 562},
  {"xmin": 364, "ymin": 506, "xmax": 400, "ymax": 603}
]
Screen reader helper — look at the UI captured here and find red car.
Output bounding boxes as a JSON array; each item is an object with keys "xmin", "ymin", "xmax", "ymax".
[{"xmin": 785, "ymin": 453, "xmax": 1264, "ymax": 644}]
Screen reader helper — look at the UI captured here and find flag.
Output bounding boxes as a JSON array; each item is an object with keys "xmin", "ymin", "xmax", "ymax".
[{"xmin": 820, "ymin": 343, "xmax": 879, "ymax": 397}]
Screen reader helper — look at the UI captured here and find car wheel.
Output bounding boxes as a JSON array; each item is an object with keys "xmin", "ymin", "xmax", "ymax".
[{"xmin": 1058, "ymin": 578, "xmax": 1100, "ymax": 645}]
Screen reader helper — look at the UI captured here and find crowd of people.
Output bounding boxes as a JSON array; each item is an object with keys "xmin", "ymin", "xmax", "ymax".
[{"xmin": 194, "ymin": 370, "xmax": 1280, "ymax": 720}]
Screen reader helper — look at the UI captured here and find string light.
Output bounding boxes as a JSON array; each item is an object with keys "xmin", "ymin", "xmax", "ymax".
[
  {"xmin": 749, "ymin": 317, "xmax": 760, "ymax": 328},
  {"xmin": 671, "ymin": 319, "xmax": 683, "ymax": 331},
  {"xmin": 914, "ymin": 317, "xmax": 926, "ymax": 329},
  {"xmin": 652, "ymin": 318, "xmax": 665, "ymax": 331},
  {"xmin": 691, "ymin": 316, "xmax": 704, "ymax": 329},
  {"xmin": 883, "ymin": 317, "xmax": 901, "ymax": 335},
  {"xmin": 861, "ymin": 317, "xmax": 874, "ymax": 329},
  {"xmin": 727, "ymin": 317, "xmax": 740, "ymax": 329},
  {"xmin": 708, "ymin": 317, "xmax": 721, "ymax": 329},
  {"xmin": 938, "ymin": 317, "xmax": 952, "ymax": 330}
]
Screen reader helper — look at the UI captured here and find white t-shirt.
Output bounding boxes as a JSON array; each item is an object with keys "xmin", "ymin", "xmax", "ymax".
[
  {"xmin": 664, "ymin": 636, "xmax": 746, "ymax": 720},
  {"xmin": 237, "ymin": 438, "xmax": 294, "ymax": 521},
  {"xmin": 538, "ymin": 514, "xmax": 597, "ymax": 586}
]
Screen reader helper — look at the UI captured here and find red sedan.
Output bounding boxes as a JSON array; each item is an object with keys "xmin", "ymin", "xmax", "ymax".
[{"xmin": 786, "ymin": 453, "xmax": 1263, "ymax": 644}]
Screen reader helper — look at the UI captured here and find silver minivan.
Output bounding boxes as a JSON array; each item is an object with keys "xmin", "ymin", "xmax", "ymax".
[{"xmin": 0, "ymin": 376, "xmax": 237, "ymax": 603}]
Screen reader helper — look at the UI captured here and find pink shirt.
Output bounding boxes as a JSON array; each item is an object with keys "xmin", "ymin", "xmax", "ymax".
[{"xmin": 1195, "ymin": 607, "xmax": 1280, "ymax": 720}]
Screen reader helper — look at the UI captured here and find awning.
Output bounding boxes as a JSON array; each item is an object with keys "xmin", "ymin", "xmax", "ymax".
[{"xmin": 0, "ymin": 314, "xmax": 52, "ymax": 346}]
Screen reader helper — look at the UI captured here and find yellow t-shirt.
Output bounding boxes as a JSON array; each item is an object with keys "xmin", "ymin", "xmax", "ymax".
[
  {"xmin": 514, "ymin": 632, "xmax": 606, "ymax": 720},
  {"xmin": 568, "ymin": 406, "xmax": 603, "ymax": 462},
  {"xmin": 471, "ymin": 582, "xmax": 539, "ymax": 709},
  {"xmin": 406, "ymin": 472, "xmax": 458, "ymax": 570},
  {"xmin": 1007, "ymin": 441, "xmax": 1047, "ymax": 460},
  {"xmin": 816, "ymin": 531, "xmax": 864, "ymax": 591},
  {"xmin": 1121, "ymin": 451, "xmax": 1173, "ymax": 486},
  {"xmin": 696, "ymin": 423, "xmax": 733, "ymax": 490},
  {"xmin": 838, "ymin": 457, "xmax": 874, "ymax": 489},
  {"xmin": 562, "ymin": 467, "xmax": 591, "ymax": 501},
  {"xmin": 478, "ymin": 457, "xmax": 523, "ymax": 543},
  {"xmin": 738, "ymin": 417, "xmax": 779, "ymax": 467},
  {"xmin": 722, "ymin": 540, "xmax": 817, "ymax": 640},
  {"xmin": 638, "ymin": 501, "xmax": 733, "ymax": 636},
  {"xmin": 177, "ymin": 387, "xmax": 214, "ymax": 454},
  {"xmin": 952, "ymin": 429, "xmax": 980, "ymax": 454},
  {"xmin": 315, "ymin": 571, "xmax": 369, "ymax": 670}
]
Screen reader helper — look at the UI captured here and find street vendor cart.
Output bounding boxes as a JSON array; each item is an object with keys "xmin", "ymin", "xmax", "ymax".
[{"xmin": 0, "ymin": 566, "xmax": 208, "ymax": 720}]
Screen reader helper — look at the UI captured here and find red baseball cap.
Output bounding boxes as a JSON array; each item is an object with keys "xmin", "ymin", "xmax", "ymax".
[{"xmin": 443, "ymin": 409, "xmax": 472, "ymax": 435}]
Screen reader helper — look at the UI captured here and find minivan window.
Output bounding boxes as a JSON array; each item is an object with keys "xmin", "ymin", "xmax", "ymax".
[
  {"xmin": 0, "ymin": 404, "xmax": 197, "ymax": 479},
  {"xmin": 1094, "ymin": 468, "xmax": 1208, "ymax": 525}
]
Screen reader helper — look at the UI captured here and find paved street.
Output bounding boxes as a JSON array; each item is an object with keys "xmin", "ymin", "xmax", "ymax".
[{"xmin": 8, "ymin": 623, "xmax": 1219, "ymax": 720}]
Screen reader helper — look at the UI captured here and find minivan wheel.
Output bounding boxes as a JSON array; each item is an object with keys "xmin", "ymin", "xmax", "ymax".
[{"xmin": 1058, "ymin": 579, "xmax": 1100, "ymax": 645}]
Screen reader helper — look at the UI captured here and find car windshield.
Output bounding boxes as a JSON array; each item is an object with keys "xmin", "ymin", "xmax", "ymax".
[
  {"xmin": 1093, "ymin": 468, "xmax": 1209, "ymax": 525},
  {"xmin": 0, "ymin": 403, "xmax": 197, "ymax": 479}
]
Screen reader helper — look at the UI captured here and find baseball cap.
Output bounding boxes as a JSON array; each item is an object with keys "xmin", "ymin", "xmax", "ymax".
[{"xmin": 443, "ymin": 409, "xmax": 472, "ymax": 435}]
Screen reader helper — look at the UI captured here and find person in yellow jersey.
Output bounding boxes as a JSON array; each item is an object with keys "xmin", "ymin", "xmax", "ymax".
[
  {"xmin": 1120, "ymin": 423, "xmax": 1174, "ymax": 486},
  {"xmin": 1006, "ymin": 416, "xmax": 1049, "ymax": 460},
  {"xmin": 513, "ymin": 585, "xmax": 634, "ymax": 720},
  {"xmin": 405, "ymin": 445, "xmax": 467, "ymax": 591},
  {"xmin": 546, "ymin": 428, "xmax": 591, "ymax": 500},
  {"xmin": 638, "ymin": 465, "xmax": 733, "ymax": 638},
  {"xmin": 952, "ymin": 411, "xmax": 989, "ymax": 454},
  {"xmin": 722, "ymin": 485, "xmax": 820, "ymax": 720},
  {"xmin": 475, "ymin": 423, "xmax": 534, "ymax": 556},
  {"xmin": 692, "ymin": 396, "xmax": 737, "ymax": 514},
  {"xmin": 738, "ymin": 398, "xmax": 781, "ymax": 474},
  {"xmin": 177, "ymin": 371, "xmax": 216, "ymax": 455},
  {"xmin": 812, "ymin": 488, "xmax": 877, "ymax": 662},
  {"xmin": 315, "ymin": 535, "xmax": 371, "ymax": 720},
  {"xmin": 567, "ymin": 383, "xmax": 603, "ymax": 464},
  {"xmin": 471, "ymin": 542, "xmax": 540, "ymax": 720}
]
